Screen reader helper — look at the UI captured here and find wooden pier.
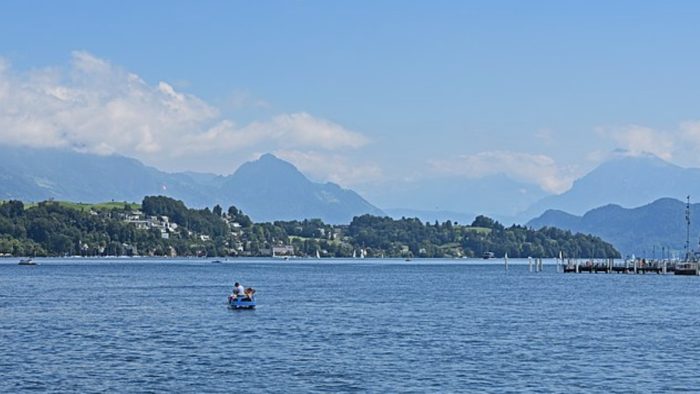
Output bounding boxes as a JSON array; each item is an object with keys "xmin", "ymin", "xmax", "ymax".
[{"xmin": 562, "ymin": 259, "xmax": 675, "ymax": 275}]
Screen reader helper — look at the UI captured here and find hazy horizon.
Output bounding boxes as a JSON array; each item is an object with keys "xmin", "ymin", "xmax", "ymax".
[{"xmin": 2, "ymin": 2, "xmax": 700, "ymax": 201}]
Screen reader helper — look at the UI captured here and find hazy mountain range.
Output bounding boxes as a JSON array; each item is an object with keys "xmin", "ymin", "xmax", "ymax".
[
  {"xmin": 366, "ymin": 153, "xmax": 700, "ymax": 224},
  {"xmin": 0, "ymin": 146, "xmax": 212, "ymax": 206},
  {"xmin": 521, "ymin": 153, "xmax": 700, "ymax": 218},
  {"xmin": 218, "ymin": 154, "xmax": 383, "ymax": 223},
  {"xmin": 363, "ymin": 174, "xmax": 548, "ymax": 223},
  {"xmin": 0, "ymin": 147, "xmax": 382, "ymax": 224},
  {"xmin": 527, "ymin": 198, "xmax": 699, "ymax": 257},
  {"xmin": 2, "ymin": 145, "xmax": 700, "ymax": 229}
]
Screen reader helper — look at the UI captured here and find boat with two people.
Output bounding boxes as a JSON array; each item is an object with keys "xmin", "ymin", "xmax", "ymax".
[
  {"xmin": 18, "ymin": 258, "xmax": 37, "ymax": 266},
  {"xmin": 228, "ymin": 282, "xmax": 256, "ymax": 309}
]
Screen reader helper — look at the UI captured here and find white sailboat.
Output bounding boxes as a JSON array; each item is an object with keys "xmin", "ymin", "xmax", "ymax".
[{"xmin": 676, "ymin": 196, "xmax": 700, "ymax": 275}]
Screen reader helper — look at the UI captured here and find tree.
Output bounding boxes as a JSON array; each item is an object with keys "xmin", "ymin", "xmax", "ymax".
[
  {"xmin": 0, "ymin": 200, "xmax": 24, "ymax": 218},
  {"xmin": 471, "ymin": 215, "xmax": 504, "ymax": 230}
]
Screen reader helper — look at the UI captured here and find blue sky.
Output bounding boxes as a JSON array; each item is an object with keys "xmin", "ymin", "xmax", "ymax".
[{"xmin": 1, "ymin": 1, "xmax": 700, "ymax": 198}]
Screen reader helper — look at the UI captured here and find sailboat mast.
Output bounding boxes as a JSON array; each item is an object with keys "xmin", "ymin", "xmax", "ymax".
[{"xmin": 686, "ymin": 195, "xmax": 691, "ymax": 260}]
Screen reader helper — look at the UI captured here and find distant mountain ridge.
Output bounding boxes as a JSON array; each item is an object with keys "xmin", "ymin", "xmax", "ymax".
[
  {"xmin": 220, "ymin": 154, "xmax": 384, "ymax": 223},
  {"xmin": 527, "ymin": 197, "xmax": 700, "ymax": 256},
  {"xmin": 0, "ymin": 146, "xmax": 212, "ymax": 206},
  {"xmin": 362, "ymin": 174, "xmax": 549, "ymax": 222},
  {"xmin": 522, "ymin": 154, "xmax": 700, "ymax": 219},
  {"xmin": 0, "ymin": 147, "xmax": 383, "ymax": 224},
  {"xmin": 6, "ymin": 146, "xmax": 700, "ymax": 228}
]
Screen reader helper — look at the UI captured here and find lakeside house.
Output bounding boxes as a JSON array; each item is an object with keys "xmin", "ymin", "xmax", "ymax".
[
  {"xmin": 123, "ymin": 211, "xmax": 179, "ymax": 239},
  {"xmin": 272, "ymin": 245, "xmax": 295, "ymax": 257}
]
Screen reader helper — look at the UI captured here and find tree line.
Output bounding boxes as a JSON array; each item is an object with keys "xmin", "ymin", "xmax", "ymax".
[{"xmin": 0, "ymin": 196, "xmax": 620, "ymax": 258}]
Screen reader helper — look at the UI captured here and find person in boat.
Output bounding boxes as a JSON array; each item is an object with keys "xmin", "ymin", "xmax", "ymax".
[
  {"xmin": 243, "ymin": 287, "xmax": 256, "ymax": 301},
  {"xmin": 230, "ymin": 282, "xmax": 245, "ymax": 301}
]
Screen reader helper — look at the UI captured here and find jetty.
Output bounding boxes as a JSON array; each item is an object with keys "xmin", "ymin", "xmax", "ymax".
[
  {"xmin": 563, "ymin": 196, "xmax": 700, "ymax": 276},
  {"xmin": 561, "ymin": 258, "xmax": 683, "ymax": 275}
]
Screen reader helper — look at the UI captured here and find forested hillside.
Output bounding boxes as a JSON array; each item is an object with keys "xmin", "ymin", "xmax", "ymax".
[{"xmin": 0, "ymin": 197, "xmax": 619, "ymax": 258}]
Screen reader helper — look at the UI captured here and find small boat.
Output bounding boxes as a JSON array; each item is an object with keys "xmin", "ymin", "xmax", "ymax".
[
  {"xmin": 18, "ymin": 258, "xmax": 36, "ymax": 266},
  {"xmin": 228, "ymin": 295, "xmax": 256, "ymax": 309},
  {"xmin": 211, "ymin": 260, "xmax": 223, "ymax": 264},
  {"xmin": 482, "ymin": 251, "xmax": 495, "ymax": 259},
  {"xmin": 674, "ymin": 262, "xmax": 699, "ymax": 276}
]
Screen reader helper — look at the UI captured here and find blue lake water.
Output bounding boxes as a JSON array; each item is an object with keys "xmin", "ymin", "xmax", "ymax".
[{"xmin": 2, "ymin": 258, "xmax": 700, "ymax": 393}]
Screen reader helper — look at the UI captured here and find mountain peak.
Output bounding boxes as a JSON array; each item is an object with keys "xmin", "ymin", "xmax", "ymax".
[
  {"xmin": 232, "ymin": 153, "xmax": 306, "ymax": 184},
  {"xmin": 259, "ymin": 152, "xmax": 281, "ymax": 162},
  {"xmin": 221, "ymin": 153, "xmax": 384, "ymax": 223},
  {"xmin": 522, "ymin": 153, "xmax": 700, "ymax": 219},
  {"xmin": 603, "ymin": 152, "xmax": 678, "ymax": 169}
]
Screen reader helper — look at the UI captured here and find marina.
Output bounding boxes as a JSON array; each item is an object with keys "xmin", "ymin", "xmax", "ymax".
[
  {"xmin": 561, "ymin": 196, "xmax": 700, "ymax": 276},
  {"xmin": 560, "ymin": 259, "xmax": 680, "ymax": 275}
]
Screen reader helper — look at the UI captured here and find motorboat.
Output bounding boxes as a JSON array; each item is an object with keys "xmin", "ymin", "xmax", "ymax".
[
  {"xmin": 18, "ymin": 258, "xmax": 37, "ymax": 266},
  {"xmin": 482, "ymin": 251, "xmax": 495, "ymax": 259},
  {"xmin": 674, "ymin": 262, "xmax": 699, "ymax": 276},
  {"xmin": 228, "ymin": 295, "xmax": 256, "ymax": 309}
]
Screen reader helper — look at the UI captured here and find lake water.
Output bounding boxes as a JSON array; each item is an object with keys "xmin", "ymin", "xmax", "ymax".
[{"xmin": 2, "ymin": 258, "xmax": 700, "ymax": 393}]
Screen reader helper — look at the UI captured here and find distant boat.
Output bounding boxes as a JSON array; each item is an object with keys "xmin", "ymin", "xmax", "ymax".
[
  {"xmin": 674, "ymin": 262, "xmax": 699, "ymax": 276},
  {"xmin": 211, "ymin": 260, "xmax": 223, "ymax": 264},
  {"xmin": 18, "ymin": 258, "xmax": 36, "ymax": 266},
  {"xmin": 228, "ymin": 295, "xmax": 256, "ymax": 309},
  {"xmin": 482, "ymin": 251, "xmax": 495, "ymax": 259}
]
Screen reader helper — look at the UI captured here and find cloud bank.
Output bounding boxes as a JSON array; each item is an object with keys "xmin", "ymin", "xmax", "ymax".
[
  {"xmin": 593, "ymin": 122, "xmax": 700, "ymax": 168},
  {"xmin": 0, "ymin": 51, "xmax": 369, "ymax": 178},
  {"xmin": 429, "ymin": 151, "xmax": 576, "ymax": 194}
]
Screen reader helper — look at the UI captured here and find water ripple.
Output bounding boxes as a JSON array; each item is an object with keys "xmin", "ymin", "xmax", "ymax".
[{"xmin": 1, "ymin": 260, "xmax": 700, "ymax": 392}]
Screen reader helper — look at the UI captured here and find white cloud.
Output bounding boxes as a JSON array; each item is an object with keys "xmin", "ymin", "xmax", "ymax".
[
  {"xmin": 0, "ymin": 52, "xmax": 369, "ymax": 173},
  {"xmin": 273, "ymin": 149, "xmax": 383, "ymax": 187},
  {"xmin": 429, "ymin": 151, "xmax": 576, "ymax": 193},
  {"xmin": 596, "ymin": 124, "xmax": 674, "ymax": 160},
  {"xmin": 680, "ymin": 121, "xmax": 700, "ymax": 149},
  {"xmin": 592, "ymin": 121, "xmax": 700, "ymax": 168}
]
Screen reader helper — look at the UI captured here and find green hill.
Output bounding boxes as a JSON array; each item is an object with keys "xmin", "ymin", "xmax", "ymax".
[{"xmin": 528, "ymin": 197, "xmax": 696, "ymax": 257}]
